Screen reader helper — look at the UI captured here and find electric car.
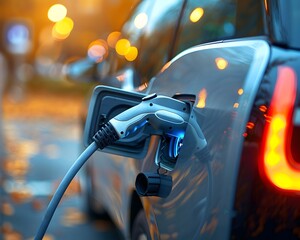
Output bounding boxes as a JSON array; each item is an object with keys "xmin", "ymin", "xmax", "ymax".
[{"xmin": 80, "ymin": 0, "xmax": 300, "ymax": 239}]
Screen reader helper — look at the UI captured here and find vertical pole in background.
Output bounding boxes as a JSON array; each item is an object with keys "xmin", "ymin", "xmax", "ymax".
[{"xmin": 0, "ymin": 52, "xmax": 8, "ymax": 159}]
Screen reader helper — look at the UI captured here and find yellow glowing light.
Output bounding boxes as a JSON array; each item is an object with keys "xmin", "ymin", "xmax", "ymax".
[
  {"xmin": 134, "ymin": 13, "xmax": 148, "ymax": 29},
  {"xmin": 190, "ymin": 8, "xmax": 204, "ymax": 23},
  {"xmin": 271, "ymin": 115, "xmax": 286, "ymax": 132},
  {"xmin": 265, "ymin": 151, "xmax": 280, "ymax": 166},
  {"xmin": 233, "ymin": 103, "xmax": 239, "ymax": 108},
  {"xmin": 87, "ymin": 39, "xmax": 108, "ymax": 62},
  {"xmin": 116, "ymin": 38, "xmax": 131, "ymax": 56},
  {"xmin": 269, "ymin": 135, "xmax": 280, "ymax": 149},
  {"xmin": 125, "ymin": 46, "xmax": 138, "ymax": 61},
  {"xmin": 264, "ymin": 116, "xmax": 286, "ymax": 167},
  {"xmin": 196, "ymin": 89, "xmax": 207, "ymax": 108},
  {"xmin": 215, "ymin": 57, "xmax": 228, "ymax": 70},
  {"xmin": 273, "ymin": 173, "xmax": 292, "ymax": 189},
  {"xmin": 52, "ymin": 17, "xmax": 74, "ymax": 40},
  {"xmin": 238, "ymin": 88, "xmax": 244, "ymax": 95},
  {"xmin": 48, "ymin": 4, "xmax": 67, "ymax": 22},
  {"xmin": 107, "ymin": 31, "xmax": 121, "ymax": 48}
]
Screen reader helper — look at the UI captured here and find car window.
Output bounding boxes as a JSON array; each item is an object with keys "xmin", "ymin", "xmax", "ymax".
[
  {"xmin": 106, "ymin": 0, "xmax": 154, "ymax": 76},
  {"xmin": 107, "ymin": 0, "xmax": 184, "ymax": 88},
  {"xmin": 121, "ymin": 0, "xmax": 154, "ymax": 48},
  {"xmin": 133, "ymin": 0, "xmax": 184, "ymax": 85},
  {"xmin": 174, "ymin": 0, "xmax": 264, "ymax": 56}
]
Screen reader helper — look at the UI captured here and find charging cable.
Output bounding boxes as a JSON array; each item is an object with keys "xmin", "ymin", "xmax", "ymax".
[
  {"xmin": 35, "ymin": 93, "xmax": 195, "ymax": 239},
  {"xmin": 34, "ymin": 123, "xmax": 119, "ymax": 240}
]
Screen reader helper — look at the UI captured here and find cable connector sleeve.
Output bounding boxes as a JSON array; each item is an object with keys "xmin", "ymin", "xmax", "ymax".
[{"xmin": 93, "ymin": 122, "xmax": 120, "ymax": 149}]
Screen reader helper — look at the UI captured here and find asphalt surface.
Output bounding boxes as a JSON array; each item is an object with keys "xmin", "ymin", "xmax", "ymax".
[{"xmin": 0, "ymin": 91, "xmax": 123, "ymax": 240}]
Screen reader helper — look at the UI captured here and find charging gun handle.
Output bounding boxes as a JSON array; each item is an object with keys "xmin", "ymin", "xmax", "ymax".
[{"xmin": 109, "ymin": 94, "xmax": 191, "ymax": 139}]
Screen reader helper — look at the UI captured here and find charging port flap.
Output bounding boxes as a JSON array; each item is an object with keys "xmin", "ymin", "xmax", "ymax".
[{"xmin": 84, "ymin": 85, "xmax": 149, "ymax": 158}]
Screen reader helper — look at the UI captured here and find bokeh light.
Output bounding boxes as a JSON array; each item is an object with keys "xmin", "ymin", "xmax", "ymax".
[
  {"xmin": 87, "ymin": 39, "xmax": 108, "ymax": 62},
  {"xmin": 48, "ymin": 4, "xmax": 67, "ymax": 22},
  {"xmin": 134, "ymin": 12, "xmax": 148, "ymax": 29},
  {"xmin": 115, "ymin": 38, "xmax": 130, "ymax": 56},
  {"xmin": 238, "ymin": 88, "xmax": 244, "ymax": 95},
  {"xmin": 52, "ymin": 17, "xmax": 74, "ymax": 40},
  {"xmin": 107, "ymin": 31, "xmax": 121, "ymax": 48},
  {"xmin": 196, "ymin": 88, "xmax": 207, "ymax": 108},
  {"xmin": 215, "ymin": 57, "xmax": 228, "ymax": 70},
  {"xmin": 233, "ymin": 103, "xmax": 239, "ymax": 108},
  {"xmin": 190, "ymin": 8, "xmax": 204, "ymax": 23},
  {"xmin": 6, "ymin": 23, "xmax": 31, "ymax": 54},
  {"xmin": 125, "ymin": 46, "xmax": 138, "ymax": 61}
]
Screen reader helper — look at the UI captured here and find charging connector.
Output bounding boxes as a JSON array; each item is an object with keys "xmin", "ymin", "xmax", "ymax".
[{"xmin": 35, "ymin": 92, "xmax": 198, "ymax": 239}]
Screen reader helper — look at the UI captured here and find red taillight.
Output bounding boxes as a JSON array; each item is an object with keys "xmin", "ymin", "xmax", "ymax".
[{"xmin": 261, "ymin": 66, "xmax": 299, "ymax": 192}]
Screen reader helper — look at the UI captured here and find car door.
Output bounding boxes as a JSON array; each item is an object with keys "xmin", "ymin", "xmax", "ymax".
[
  {"xmin": 89, "ymin": 0, "xmax": 270, "ymax": 238},
  {"xmin": 141, "ymin": 39, "xmax": 270, "ymax": 239},
  {"xmin": 104, "ymin": 0, "xmax": 185, "ymax": 91}
]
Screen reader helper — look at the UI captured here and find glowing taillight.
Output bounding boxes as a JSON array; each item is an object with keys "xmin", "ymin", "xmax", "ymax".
[{"xmin": 261, "ymin": 66, "xmax": 298, "ymax": 192}]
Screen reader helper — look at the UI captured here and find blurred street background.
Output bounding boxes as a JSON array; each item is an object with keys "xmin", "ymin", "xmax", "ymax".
[{"xmin": 0, "ymin": 0, "xmax": 138, "ymax": 239}]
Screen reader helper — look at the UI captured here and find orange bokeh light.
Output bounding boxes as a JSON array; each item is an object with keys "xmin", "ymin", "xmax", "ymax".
[
  {"xmin": 215, "ymin": 57, "xmax": 228, "ymax": 70},
  {"xmin": 107, "ymin": 31, "xmax": 121, "ymax": 48},
  {"xmin": 196, "ymin": 88, "xmax": 207, "ymax": 108},
  {"xmin": 238, "ymin": 88, "xmax": 244, "ymax": 95}
]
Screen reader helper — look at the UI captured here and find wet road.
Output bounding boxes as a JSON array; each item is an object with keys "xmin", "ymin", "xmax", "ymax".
[{"xmin": 0, "ymin": 92, "xmax": 123, "ymax": 240}]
